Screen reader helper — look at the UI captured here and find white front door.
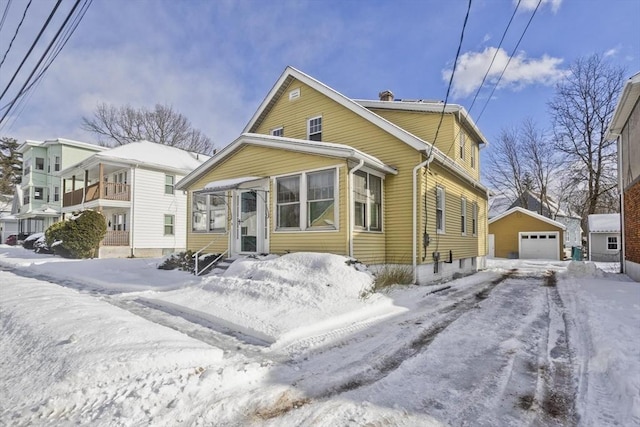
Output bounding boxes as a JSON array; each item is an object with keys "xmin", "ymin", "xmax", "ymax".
[{"xmin": 233, "ymin": 189, "xmax": 268, "ymax": 255}]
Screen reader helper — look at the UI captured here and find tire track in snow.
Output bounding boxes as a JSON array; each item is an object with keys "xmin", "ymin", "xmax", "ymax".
[{"xmin": 312, "ymin": 269, "xmax": 520, "ymax": 398}]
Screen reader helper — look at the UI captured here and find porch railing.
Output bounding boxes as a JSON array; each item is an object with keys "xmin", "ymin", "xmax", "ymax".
[
  {"xmin": 63, "ymin": 182, "xmax": 131, "ymax": 207},
  {"xmin": 101, "ymin": 230, "xmax": 129, "ymax": 246},
  {"xmin": 193, "ymin": 232, "xmax": 229, "ymax": 276}
]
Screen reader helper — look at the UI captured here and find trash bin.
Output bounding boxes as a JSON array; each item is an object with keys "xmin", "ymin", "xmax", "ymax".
[{"xmin": 571, "ymin": 246, "xmax": 582, "ymax": 261}]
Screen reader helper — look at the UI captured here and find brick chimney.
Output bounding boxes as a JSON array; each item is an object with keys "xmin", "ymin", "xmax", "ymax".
[{"xmin": 378, "ymin": 90, "xmax": 394, "ymax": 101}]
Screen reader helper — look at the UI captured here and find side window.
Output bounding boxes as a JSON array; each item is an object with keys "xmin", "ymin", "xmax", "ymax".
[
  {"xmin": 461, "ymin": 197, "xmax": 467, "ymax": 235},
  {"xmin": 164, "ymin": 215, "xmax": 175, "ymax": 235},
  {"xmin": 165, "ymin": 175, "xmax": 175, "ymax": 195},
  {"xmin": 308, "ymin": 116, "xmax": 322, "ymax": 141},
  {"xmin": 472, "ymin": 202, "xmax": 478, "ymax": 236},
  {"xmin": 436, "ymin": 186, "xmax": 445, "ymax": 233},
  {"xmin": 459, "ymin": 133, "xmax": 465, "ymax": 160}
]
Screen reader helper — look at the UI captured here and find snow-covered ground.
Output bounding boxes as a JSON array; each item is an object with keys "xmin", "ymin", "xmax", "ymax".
[{"xmin": 0, "ymin": 246, "xmax": 638, "ymax": 426}]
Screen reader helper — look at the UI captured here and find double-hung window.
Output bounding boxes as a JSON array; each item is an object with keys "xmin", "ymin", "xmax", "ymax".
[
  {"xmin": 277, "ymin": 176, "xmax": 300, "ymax": 228},
  {"xmin": 459, "ymin": 133, "xmax": 466, "ymax": 160},
  {"xmin": 607, "ymin": 236, "xmax": 618, "ymax": 250},
  {"xmin": 354, "ymin": 171, "xmax": 382, "ymax": 231},
  {"xmin": 472, "ymin": 202, "xmax": 478, "ymax": 236},
  {"xmin": 54, "ymin": 186, "xmax": 60, "ymax": 202},
  {"xmin": 436, "ymin": 186, "xmax": 445, "ymax": 233},
  {"xmin": 461, "ymin": 197, "xmax": 467, "ymax": 235},
  {"xmin": 164, "ymin": 215, "xmax": 175, "ymax": 235},
  {"xmin": 35, "ymin": 157, "xmax": 45, "ymax": 170},
  {"xmin": 165, "ymin": 175, "xmax": 175, "ymax": 195},
  {"xmin": 470, "ymin": 144, "xmax": 476, "ymax": 169},
  {"xmin": 276, "ymin": 168, "xmax": 337, "ymax": 230},
  {"xmin": 307, "ymin": 170, "xmax": 335, "ymax": 228},
  {"xmin": 192, "ymin": 193, "xmax": 227, "ymax": 232},
  {"xmin": 308, "ymin": 116, "xmax": 322, "ymax": 141},
  {"xmin": 54, "ymin": 156, "xmax": 61, "ymax": 172},
  {"xmin": 34, "ymin": 187, "xmax": 44, "ymax": 200},
  {"xmin": 24, "ymin": 159, "xmax": 31, "ymax": 175}
]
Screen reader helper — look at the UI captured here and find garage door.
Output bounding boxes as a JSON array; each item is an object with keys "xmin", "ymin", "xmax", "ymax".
[{"xmin": 519, "ymin": 232, "xmax": 559, "ymax": 260}]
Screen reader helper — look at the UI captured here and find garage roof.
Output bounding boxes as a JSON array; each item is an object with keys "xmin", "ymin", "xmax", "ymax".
[{"xmin": 488, "ymin": 207, "xmax": 566, "ymax": 230}]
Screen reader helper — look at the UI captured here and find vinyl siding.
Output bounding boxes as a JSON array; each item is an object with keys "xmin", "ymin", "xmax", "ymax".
[
  {"xmin": 489, "ymin": 212, "xmax": 564, "ymax": 259},
  {"xmin": 369, "ymin": 108, "xmax": 480, "ymax": 181},
  {"xmin": 420, "ymin": 162, "xmax": 487, "ymax": 262},
  {"xmin": 353, "ymin": 232, "xmax": 386, "ymax": 264},
  {"xmin": 131, "ymin": 168, "xmax": 187, "ymax": 250},
  {"xmin": 186, "ymin": 145, "xmax": 349, "ymax": 255}
]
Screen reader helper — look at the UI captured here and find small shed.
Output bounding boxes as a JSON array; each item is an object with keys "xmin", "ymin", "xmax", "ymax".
[
  {"xmin": 588, "ymin": 214, "xmax": 621, "ymax": 262},
  {"xmin": 488, "ymin": 207, "xmax": 566, "ymax": 260}
]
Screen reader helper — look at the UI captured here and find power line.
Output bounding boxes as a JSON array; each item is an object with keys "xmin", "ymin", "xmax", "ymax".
[
  {"xmin": 0, "ymin": 0, "xmax": 84, "ymax": 126},
  {"xmin": 475, "ymin": 0, "xmax": 542, "ymax": 124},
  {"xmin": 428, "ymin": 0, "xmax": 472, "ymax": 157},
  {"xmin": 1, "ymin": 0, "xmax": 92, "ymax": 133},
  {"xmin": 0, "ymin": 0, "xmax": 32, "ymax": 69},
  {"xmin": 0, "ymin": 0, "xmax": 62, "ymax": 103},
  {"xmin": 0, "ymin": 0, "xmax": 13, "ymax": 34},
  {"xmin": 443, "ymin": 0, "xmax": 522, "ymax": 161}
]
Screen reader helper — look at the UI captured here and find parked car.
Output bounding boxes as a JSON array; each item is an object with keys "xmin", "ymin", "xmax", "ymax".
[
  {"xmin": 22, "ymin": 232, "xmax": 44, "ymax": 250},
  {"xmin": 4, "ymin": 234, "xmax": 17, "ymax": 245}
]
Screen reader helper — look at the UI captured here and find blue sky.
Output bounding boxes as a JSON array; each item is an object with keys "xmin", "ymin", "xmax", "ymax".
[{"xmin": 1, "ymin": 0, "xmax": 638, "ymax": 178}]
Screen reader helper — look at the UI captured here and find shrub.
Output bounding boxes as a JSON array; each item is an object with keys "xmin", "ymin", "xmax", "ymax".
[
  {"xmin": 22, "ymin": 232, "xmax": 44, "ymax": 250},
  {"xmin": 47, "ymin": 210, "xmax": 107, "ymax": 258},
  {"xmin": 372, "ymin": 263, "xmax": 414, "ymax": 291},
  {"xmin": 158, "ymin": 251, "xmax": 221, "ymax": 274}
]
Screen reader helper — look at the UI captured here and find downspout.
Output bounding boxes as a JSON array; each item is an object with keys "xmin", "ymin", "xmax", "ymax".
[
  {"xmin": 413, "ymin": 151, "xmax": 435, "ymax": 284},
  {"xmin": 130, "ymin": 165, "xmax": 137, "ymax": 257},
  {"xmin": 348, "ymin": 159, "xmax": 365, "ymax": 258},
  {"xmin": 616, "ymin": 134, "xmax": 625, "ymax": 273}
]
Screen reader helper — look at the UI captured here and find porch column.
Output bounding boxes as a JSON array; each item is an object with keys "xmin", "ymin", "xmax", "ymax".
[{"xmin": 98, "ymin": 163, "xmax": 104, "ymax": 199}]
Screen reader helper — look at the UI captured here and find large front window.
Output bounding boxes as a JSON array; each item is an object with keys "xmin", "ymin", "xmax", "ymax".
[
  {"xmin": 354, "ymin": 171, "xmax": 382, "ymax": 231},
  {"xmin": 192, "ymin": 193, "xmax": 227, "ymax": 232},
  {"xmin": 276, "ymin": 169, "xmax": 337, "ymax": 230}
]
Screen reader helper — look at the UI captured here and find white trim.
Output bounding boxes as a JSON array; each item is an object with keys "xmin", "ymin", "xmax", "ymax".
[
  {"xmin": 271, "ymin": 126, "xmax": 284, "ymax": 137},
  {"xmin": 488, "ymin": 206, "xmax": 567, "ymax": 230},
  {"xmin": 307, "ymin": 115, "xmax": 322, "ymax": 140}
]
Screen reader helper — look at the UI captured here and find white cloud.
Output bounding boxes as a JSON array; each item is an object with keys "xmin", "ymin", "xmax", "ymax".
[
  {"xmin": 517, "ymin": 0, "xmax": 562, "ymax": 13},
  {"xmin": 444, "ymin": 47, "xmax": 569, "ymax": 98},
  {"xmin": 604, "ymin": 48, "xmax": 619, "ymax": 58}
]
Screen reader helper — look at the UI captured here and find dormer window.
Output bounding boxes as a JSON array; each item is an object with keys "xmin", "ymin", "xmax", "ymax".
[{"xmin": 308, "ymin": 116, "xmax": 322, "ymax": 141}]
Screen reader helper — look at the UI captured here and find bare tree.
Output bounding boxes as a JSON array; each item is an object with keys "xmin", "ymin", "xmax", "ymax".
[
  {"xmin": 486, "ymin": 118, "xmax": 561, "ymax": 213},
  {"xmin": 82, "ymin": 103, "xmax": 214, "ymax": 154},
  {"xmin": 548, "ymin": 54, "xmax": 623, "ymax": 218}
]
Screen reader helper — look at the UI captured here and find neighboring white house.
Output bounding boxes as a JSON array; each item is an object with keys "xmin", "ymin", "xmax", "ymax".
[
  {"xmin": 59, "ymin": 141, "xmax": 209, "ymax": 258},
  {"xmin": 13, "ymin": 138, "xmax": 107, "ymax": 237},
  {"xmin": 0, "ymin": 193, "xmax": 18, "ymax": 242},
  {"xmin": 588, "ymin": 214, "xmax": 621, "ymax": 262}
]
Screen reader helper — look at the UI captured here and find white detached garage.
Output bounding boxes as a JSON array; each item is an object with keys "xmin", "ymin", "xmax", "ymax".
[{"xmin": 488, "ymin": 207, "xmax": 566, "ymax": 260}]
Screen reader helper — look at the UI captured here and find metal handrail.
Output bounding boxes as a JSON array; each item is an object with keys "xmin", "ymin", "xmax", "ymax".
[{"xmin": 193, "ymin": 232, "xmax": 229, "ymax": 276}]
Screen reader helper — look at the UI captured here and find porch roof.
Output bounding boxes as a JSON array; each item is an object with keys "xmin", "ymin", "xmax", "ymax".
[{"xmin": 196, "ymin": 176, "xmax": 265, "ymax": 193}]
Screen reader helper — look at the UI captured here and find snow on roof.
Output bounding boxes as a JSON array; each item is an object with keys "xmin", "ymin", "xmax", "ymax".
[
  {"xmin": 96, "ymin": 140, "xmax": 210, "ymax": 172},
  {"xmin": 202, "ymin": 176, "xmax": 264, "ymax": 192},
  {"xmin": 588, "ymin": 214, "xmax": 620, "ymax": 233},
  {"xmin": 488, "ymin": 206, "xmax": 567, "ymax": 230}
]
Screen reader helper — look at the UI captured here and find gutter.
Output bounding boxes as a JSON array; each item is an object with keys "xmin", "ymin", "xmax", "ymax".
[
  {"xmin": 412, "ymin": 151, "xmax": 435, "ymax": 284},
  {"xmin": 348, "ymin": 159, "xmax": 365, "ymax": 258}
]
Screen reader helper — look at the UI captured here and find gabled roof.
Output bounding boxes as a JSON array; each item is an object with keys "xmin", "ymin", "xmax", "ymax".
[
  {"xmin": 177, "ymin": 133, "xmax": 397, "ymax": 190},
  {"xmin": 60, "ymin": 140, "xmax": 209, "ymax": 176},
  {"xmin": 488, "ymin": 206, "xmax": 566, "ymax": 230},
  {"xmin": 588, "ymin": 214, "xmax": 620, "ymax": 233},
  {"xmin": 607, "ymin": 71, "xmax": 640, "ymax": 138},
  {"xmin": 228, "ymin": 66, "xmax": 486, "ymax": 193},
  {"xmin": 355, "ymin": 99, "xmax": 488, "ymax": 145},
  {"xmin": 244, "ymin": 66, "xmax": 434, "ymax": 152}
]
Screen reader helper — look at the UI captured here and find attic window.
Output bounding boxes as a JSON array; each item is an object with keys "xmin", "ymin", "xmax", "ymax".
[
  {"xmin": 289, "ymin": 88, "xmax": 300, "ymax": 101},
  {"xmin": 308, "ymin": 116, "xmax": 322, "ymax": 141},
  {"xmin": 271, "ymin": 127, "xmax": 283, "ymax": 137}
]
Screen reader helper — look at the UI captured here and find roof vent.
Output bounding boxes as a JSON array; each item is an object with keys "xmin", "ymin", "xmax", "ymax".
[{"xmin": 378, "ymin": 90, "xmax": 394, "ymax": 101}]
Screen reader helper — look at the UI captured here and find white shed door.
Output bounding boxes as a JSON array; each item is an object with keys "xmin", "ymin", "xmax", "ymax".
[{"xmin": 519, "ymin": 232, "xmax": 559, "ymax": 260}]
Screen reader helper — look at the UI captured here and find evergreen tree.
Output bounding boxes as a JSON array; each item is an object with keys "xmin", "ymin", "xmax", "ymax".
[{"xmin": 0, "ymin": 137, "xmax": 22, "ymax": 195}]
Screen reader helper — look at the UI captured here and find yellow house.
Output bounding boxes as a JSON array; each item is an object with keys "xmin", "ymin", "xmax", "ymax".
[
  {"xmin": 177, "ymin": 67, "xmax": 490, "ymax": 283},
  {"xmin": 488, "ymin": 207, "xmax": 566, "ymax": 260}
]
